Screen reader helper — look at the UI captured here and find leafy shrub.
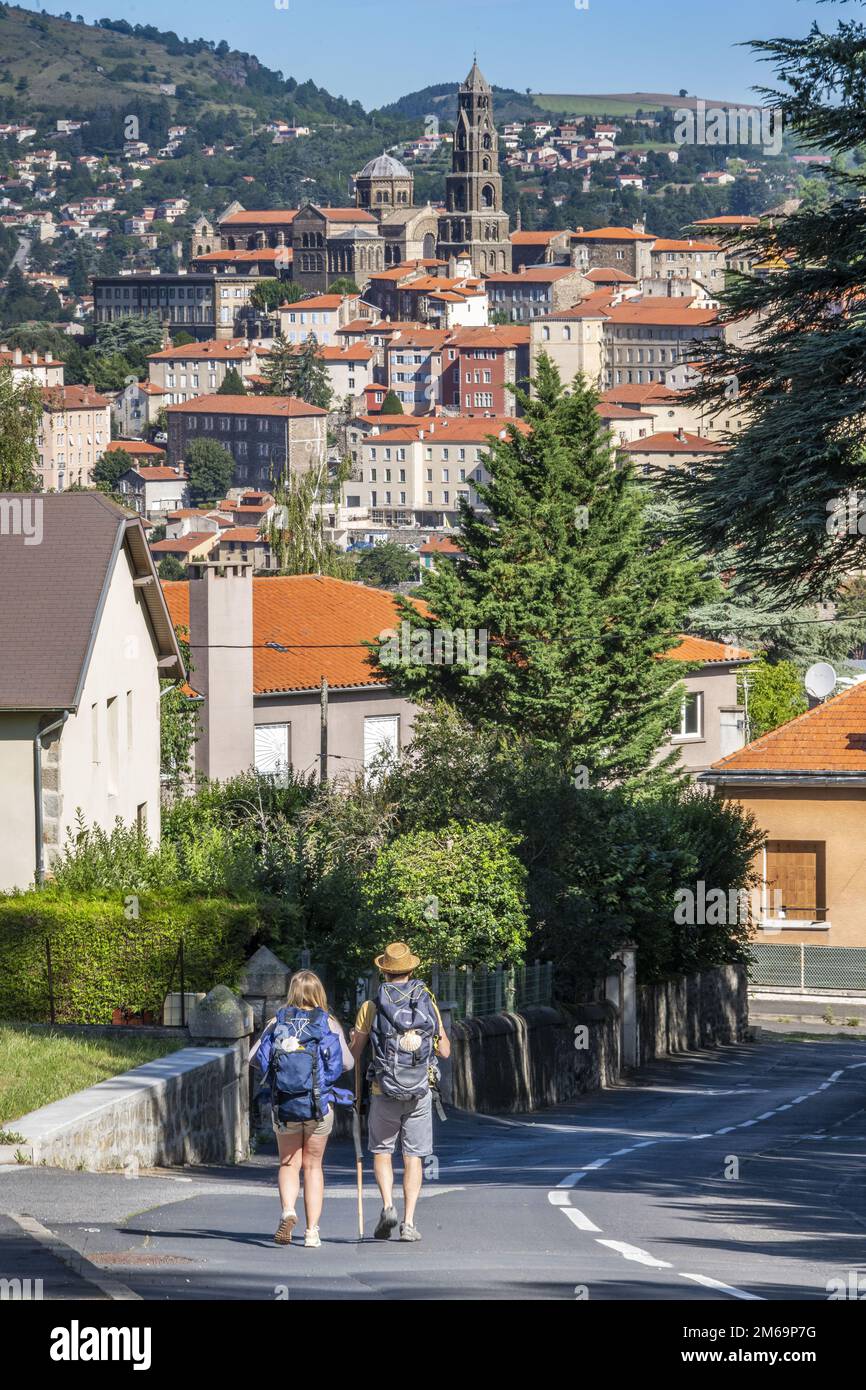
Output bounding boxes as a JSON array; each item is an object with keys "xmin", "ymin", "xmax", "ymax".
[
  {"xmin": 356, "ymin": 820, "xmax": 529, "ymax": 970},
  {"xmin": 0, "ymin": 891, "xmax": 261, "ymax": 1024}
]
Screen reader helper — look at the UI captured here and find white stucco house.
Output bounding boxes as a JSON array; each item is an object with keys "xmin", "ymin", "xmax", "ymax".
[{"xmin": 0, "ymin": 492, "xmax": 183, "ymax": 892}]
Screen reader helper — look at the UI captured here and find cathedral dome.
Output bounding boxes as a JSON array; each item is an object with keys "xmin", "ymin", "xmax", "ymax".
[{"xmin": 357, "ymin": 153, "xmax": 412, "ymax": 180}]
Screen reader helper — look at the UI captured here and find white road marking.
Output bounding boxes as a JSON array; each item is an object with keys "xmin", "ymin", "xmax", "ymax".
[
  {"xmin": 596, "ymin": 1239, "xmax": 672, "ymax": 1269},
  {"xmin": 562, "ymin": 1208, "xmax": 601, "ymax": 1233},
  {"xmin": 547, "ymin": 1191, "xmax": 571, "ymax": 1206},
  {"xmin": 557, "ymin": 1172, "xmax": 587, "ymax": 1188},
  {"xmin": 680, "ymin": 1273, "xmax": 764, "ymax": 1301}
]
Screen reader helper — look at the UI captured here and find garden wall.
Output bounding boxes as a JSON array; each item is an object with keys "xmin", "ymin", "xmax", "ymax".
[{"xmin": 448, "ymin": 964, "xmax": 747, "ymax": 1115}]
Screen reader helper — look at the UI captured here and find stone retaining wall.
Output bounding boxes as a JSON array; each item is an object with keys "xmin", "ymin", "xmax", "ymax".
[
  {"xmin": 449, "ymin": 964, "xmax": 748, "ymax": 1115},
  {"xmin": 11, "ymin": 1042, "xmax": 249, "ymax": 1171}
]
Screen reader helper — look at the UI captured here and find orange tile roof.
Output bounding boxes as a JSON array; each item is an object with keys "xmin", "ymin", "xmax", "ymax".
[
  {"xmin": 315, "ymin": 207, "xmax": 378, "ymax": 223},
  {"xmin": 220, "ymin": 209, "xmax": 298, "ymax": 226},
  {"xmin": 420, "ymin": 536, "xmax": 463, "ymax": 554},
  {"xmin": 152, "ymin": 532, "xmax": 217, "ymax": 553},
  {"xmin": 483, "ymin": 266, "xmax": 579, "ymax": 284},
  {"xmin": 220, "ymin": 527, "xmax": 264, "ymax": 543},
  {"xmin": 194, "ymin": 249, "xmax": 283, "ymax": 262},
  {"xmin": 585, "ymin": 267, "xmax": 637, "ymax": 283},
  {"xmin": 663, "ymin": 635, "xmax": 752, "ymax": 664},
  {"xmin": 41, "ymin": 385, "xmax": 109, "ymax": 410},
  {"xmin": 624, "ymin": 431, "xmax": 726, "ymax": 453},
  {"xmin": 605, "ymin": 297, "xmax": 718, "ymax": 326},
  {"xmin": 134, "ymin": 465, "xmax": 189, "ymax": 480},
  {"xmin": 284, "ymin": 294, "xmax": 351, "ymax": 311},
  {"xmin": 364, "ymin": 415, "xmax": 529, "ymax": 444},
  {"xmin": 165, "ymin": 393, "xmax": 327, "ymax": 417},
  {"xmin": 601, "ymin": 383, "xmax": 681, "ymax": 406},
  {"xmin": 711, "ymin": 680, "xmax": 866, "ymax": 775},
  {"xmin": 448, "ymin": 326, "xmax": 530, "ymax": 347},
  {"xmin": 651, "ymin": 238, "xmax": 721, "ymax": 253},
  {"xmin": 572, "ymin": 226, "xmax": 656, "ymax": 242},
  {"xmin": 149, "ymin": 338, "xmax": 253, "ymax": 361},
  {"xmin": 106, "ymin": 440, "xmax": 166, "ymax": 455},
  {"xmin": 510, "ymin": 230, "xmax": 563, "ymax": 245},
  {"xmin": 162, "ymin": 574, "xmax": 422, "ymax": 692},
  {"xmin": 692, "ymin": 216, "xmax": 760, "ymax": 228}
]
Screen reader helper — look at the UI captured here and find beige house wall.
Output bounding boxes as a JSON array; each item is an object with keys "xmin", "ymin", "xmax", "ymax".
[
  {"xmin": 37, "ymin": 403, "xmax": 111, "ymax": 491},
  {"xmin": 0, "ymin": 711, "xmax": 41, "ymax": 893},
  {"xmin": 530, "ymin": 318, "xmax": 605, "ymax": 388},
  {"xmin": 715, "ymin": 785, "xmax": 866, "ymax": 948},
  {"xmin": 668, "ymin": 666, "xmax": 745, "ymax": 777}
]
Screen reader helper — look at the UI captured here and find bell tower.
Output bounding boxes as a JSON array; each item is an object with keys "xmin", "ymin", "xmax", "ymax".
[{"xmin": 437, "ymin": 60, "xmax": 512, "ymax": 276}]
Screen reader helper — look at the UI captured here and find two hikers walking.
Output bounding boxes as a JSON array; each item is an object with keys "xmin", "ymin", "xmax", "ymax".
[{"xmin": 252, "ymin": 942, "xmax": 450, "ymax": 1246}]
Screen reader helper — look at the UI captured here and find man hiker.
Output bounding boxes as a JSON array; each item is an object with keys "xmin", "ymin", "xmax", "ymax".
[{"xmin": 350, "ymin": 941, "xmax": 450, "ymax": 1242}]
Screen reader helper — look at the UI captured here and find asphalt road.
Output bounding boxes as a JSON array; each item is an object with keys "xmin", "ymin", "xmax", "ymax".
[{"xmin": 3, "ymin": 1035, "xmax": 866, "ymax": 1301}]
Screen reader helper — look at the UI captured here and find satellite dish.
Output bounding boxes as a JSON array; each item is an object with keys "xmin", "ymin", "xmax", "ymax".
[{"xmin": 805, "ymin": 662, "xmax": 837, "ymax": 700}]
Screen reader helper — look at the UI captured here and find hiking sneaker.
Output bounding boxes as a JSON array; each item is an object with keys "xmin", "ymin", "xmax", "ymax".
[
  {"xmin": 304, "ymin": 1226, "xmax": 321, "ymax": 1248},
  {"xmin": 374, "ymin": 1205, "xmax": 399, "ymax": 1239},
  {"xmin": 400, "ymin": 1222, "xmax": 422, "ymax": 1242},
  {"xmin": 274, "ymin": 1211, "xmax": 297, "ymax": 1245}
]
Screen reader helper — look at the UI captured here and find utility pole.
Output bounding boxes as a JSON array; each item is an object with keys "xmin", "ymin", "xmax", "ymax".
[{"xmin": 319, "ymin": 676, "xmax": 328, "ymax": 784}]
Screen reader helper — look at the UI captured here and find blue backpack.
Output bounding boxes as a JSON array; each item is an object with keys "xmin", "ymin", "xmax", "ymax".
[{"xmin": 261, "ymin": 1006, "xmax": 341, "ymax": 1123}]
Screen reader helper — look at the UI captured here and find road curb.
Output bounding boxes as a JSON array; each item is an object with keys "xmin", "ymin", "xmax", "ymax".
[{"xmin": 7, "ymin": 1212, "xmax": 142, "ymax": 1302}]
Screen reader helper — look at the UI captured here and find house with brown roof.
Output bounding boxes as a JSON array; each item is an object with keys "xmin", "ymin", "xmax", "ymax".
[
  {"xmin": 702, "ymin": 682, "xmax": 866, "ymax": 946},
  {"xmin": 623, "ymin": 429, "xmax": 727, "ymax": 477},
  {"xmin": 0, "ymin": 493, "xmax": 183, "ymax": 891},
  {"xmin": 662, "ymin": 636, "xmax": 753, "ymax": 776},
  {"xmin": 162, "ymin": 567, "xmax": 418, "ymax": 784},
  {"xmin": 147, "ymin": 338, "xmax": 261, "ymax": 405},
  {"xmin": 483, "ymin": 265, "xmax": 586, "ymax": 324},
  {"xmin": 117, "ymin": 463, "xmax": 189, "ymax": 519}
]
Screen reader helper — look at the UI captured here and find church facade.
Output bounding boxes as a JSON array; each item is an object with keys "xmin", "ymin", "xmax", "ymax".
[{"xmin": 199, "ymin": 60, "xmax": 510, "ymax": 296}]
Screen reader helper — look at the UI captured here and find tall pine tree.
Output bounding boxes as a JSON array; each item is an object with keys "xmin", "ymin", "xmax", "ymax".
[{"xmin": 377, "ymin": 359, "xmax": 706, "ymax": 783}]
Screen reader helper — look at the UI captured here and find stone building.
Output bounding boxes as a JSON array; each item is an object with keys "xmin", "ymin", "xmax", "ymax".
[
  {"xmin": 354, "ymin": 153, "xmax": 439, "ymax": 267},
  {"xmin": 290, "ymin": 205, "xmax": 384, "ymax": 295},
  {"xmin": 437, "ymin": 61, "xmax": 512, "ymax": 276}
]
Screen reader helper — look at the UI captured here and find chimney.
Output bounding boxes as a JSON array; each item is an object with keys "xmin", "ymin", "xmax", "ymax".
[
  {"xmin": 13, "ymin": 347, "xmax": 22, "ymax": 364},
  {"xmin": 677, "ymin": 427, "xmax": 686, "ymax": 442},
  {"xmin": 188, "ymin": 561, "xmax": 254, "ymax": 781},
  {"xmin": 30, "ymin": 350, "xmax": 38, "ymax": 364},
  {"xmin": 45, "ymin": 351, "xmax": 52, "ymax": 362}
]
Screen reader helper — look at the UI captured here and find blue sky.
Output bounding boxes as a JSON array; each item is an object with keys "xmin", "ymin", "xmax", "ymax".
[{"xmin": 25, "ymin": 0, "xmax": 834, "ymax": 108}]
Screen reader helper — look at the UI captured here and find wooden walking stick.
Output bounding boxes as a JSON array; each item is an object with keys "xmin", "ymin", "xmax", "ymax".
[{"xmin": 352, "ymin": 1055, "xmax": 364, "ymax": 1240}]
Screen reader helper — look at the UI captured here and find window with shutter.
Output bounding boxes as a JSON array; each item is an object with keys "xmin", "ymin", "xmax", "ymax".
[
  {"xmin": 364, "ymin": 714, "xmax": 399, "ymax": 784},
  {"xmin": 254, "ymin": 723, "xmax": 290, "ymax": 785},
  {"xmin": 764, "ymin": 841, "xmax": 826, "ymax": 922}
]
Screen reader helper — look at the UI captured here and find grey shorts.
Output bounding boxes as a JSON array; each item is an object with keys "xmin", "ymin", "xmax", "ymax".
[
  {"xmin": 273, "ymin": 1108, "xmax": 334, "ymax": 1140},
  {"xmin": 367, "ymin": 1091, "xmax": 433, "ymax": 1157}
]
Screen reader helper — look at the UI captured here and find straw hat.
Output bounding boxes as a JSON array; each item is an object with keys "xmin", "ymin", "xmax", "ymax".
[{"xmin": 375, "ymin": 941, "xmax": 420, "ymax": 973}]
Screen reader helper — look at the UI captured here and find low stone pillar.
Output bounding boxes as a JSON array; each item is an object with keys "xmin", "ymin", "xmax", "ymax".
[
  {"xmin": 188, "ymin": 985, "xmax": 254, "ymax": 1162},
  {"xmin": 237, "ymin": 945, "xmax": 291, "ymax": 1031}
]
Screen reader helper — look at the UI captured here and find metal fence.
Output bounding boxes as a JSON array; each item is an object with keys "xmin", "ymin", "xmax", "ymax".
[
  {"xmin": 749, "ymin": 943, "xmax": 866, "ymax": 994},
  {"xmin": 357, "ymin": 961, "xmax": 554, "ymax": 1020}
]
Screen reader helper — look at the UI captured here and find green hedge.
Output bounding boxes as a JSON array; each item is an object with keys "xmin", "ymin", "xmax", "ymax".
[{"xmin": 0, "ymin": 892, "xmax": 262, "ymax": 1024}]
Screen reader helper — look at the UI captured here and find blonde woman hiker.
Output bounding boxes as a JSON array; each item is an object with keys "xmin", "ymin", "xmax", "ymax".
[
  {"xmin": 350, "ymin": 942, "xmax": 450, "ymax": 1243},
  {"xmin": 252, "ymin": 970, "xmax": 353, "ymax": 1248}
]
